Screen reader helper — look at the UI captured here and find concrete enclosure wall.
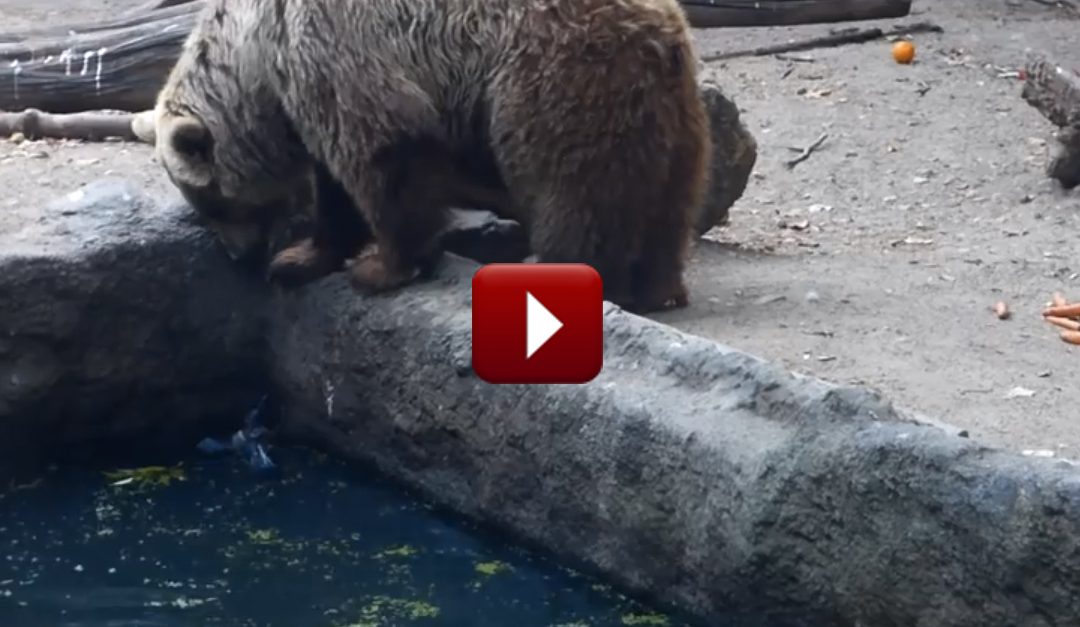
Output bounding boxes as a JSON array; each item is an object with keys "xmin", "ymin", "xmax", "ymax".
[
  {"xmin": 1, "ymin": 182, "xmax": 1079, "ymax": 626},
  {"xmin": 0, "ymin": 180, "xmax": 269, "ymax": 478}
]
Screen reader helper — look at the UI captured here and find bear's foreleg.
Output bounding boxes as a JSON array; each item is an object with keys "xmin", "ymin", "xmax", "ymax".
[
  {"xmin": 344, "ymin": 136, "xmax": 456, "ymax": 293},
  {"xmin": 268, "ymin": 161, "xmax": 373, "ymax": 289},
  {"xmin": 629, "ymin": 84, "xmax": 710, "ymax": 314}
]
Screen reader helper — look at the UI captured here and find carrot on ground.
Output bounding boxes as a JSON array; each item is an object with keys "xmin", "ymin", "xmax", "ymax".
[
  {"xmin": 1042, "ymin": 303, "xmax": 1080, "ymax": 318},
  {"xmin": 1046, "ymin": 316, "xmax": 1080, "ymax": 331},
  {"xmin": 1061, "ymin": 330, "xmax": 1080, "ymax": 345},
  {"xmin": 993, "ymin": 301, "xmax": 1010, "ymax": 320}
]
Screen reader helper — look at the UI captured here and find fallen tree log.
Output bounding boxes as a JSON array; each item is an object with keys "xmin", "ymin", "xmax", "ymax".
[
  {"xmin": 1021, "ymin": 57, "xmax": 1080, "ymax": 189},
  {"xmin": 0, "ymin": 1, "xmax": 200, "ymax": 44},
  {"xmin": 681, "ymin": 0, "xmax": 912, "ymax": 28},
  {"xmin": 0, "ymin": 9, "xmax": 197, "ymax": 113},
  {"xmin": 0, "ymin": 0, "xmax": 911, "ymax": 113}
]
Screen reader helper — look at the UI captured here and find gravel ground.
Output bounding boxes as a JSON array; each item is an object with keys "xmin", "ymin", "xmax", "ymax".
[{"xmin": 1, "ymin": 0, "xmax": 1079, "ymax": 458}]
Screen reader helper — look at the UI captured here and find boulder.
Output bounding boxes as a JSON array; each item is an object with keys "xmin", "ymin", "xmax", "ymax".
[
  {"xmin": 697, "ymin": 79, "xmax": 758, "ymax": 233},
  {"xmin": 1021, "ymin": 57, "xmax": 1080, "ymax": 190}
]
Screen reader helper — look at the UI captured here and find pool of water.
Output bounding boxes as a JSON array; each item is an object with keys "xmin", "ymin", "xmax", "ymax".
[{"xmin": 0, "ymin": 447, "xmax": 694, "ymax": 627}]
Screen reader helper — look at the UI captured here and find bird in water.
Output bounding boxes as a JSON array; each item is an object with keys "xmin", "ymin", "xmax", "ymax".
[{"xmin": 196, "ymin": 395, "xmax": 276, "ymax": 473}]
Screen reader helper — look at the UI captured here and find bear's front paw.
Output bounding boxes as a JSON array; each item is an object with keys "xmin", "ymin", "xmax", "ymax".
[
  {"xmin": 268, "ymin": 238, "xmax": 341, "ymax": 289},
  {"xmin": 346, "ymin": 249, "xmax": 420, "ymax": 293}
]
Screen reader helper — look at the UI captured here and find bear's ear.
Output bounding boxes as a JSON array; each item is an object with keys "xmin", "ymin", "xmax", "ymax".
[
  {"xmin": 168, "ymin": 116, "xmax": 213, "ymax": 161},
  {"xmin": 159, "ymin": 114, "xmax": 214, "ymax": 188}
]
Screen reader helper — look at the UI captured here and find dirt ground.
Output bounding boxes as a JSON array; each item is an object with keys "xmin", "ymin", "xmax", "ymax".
[{"xmin": 2, "ymin": 0, "xmax": 1079, "ymax": 459}]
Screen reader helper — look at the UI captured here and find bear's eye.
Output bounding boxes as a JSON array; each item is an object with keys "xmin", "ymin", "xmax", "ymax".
[
  {"xmin": 171, "ymin": 119, "xmax": 213, "ymax": 160},
  {"xmin": 174, "ymin": 134, "xmax": 206, "ymax": 157}
]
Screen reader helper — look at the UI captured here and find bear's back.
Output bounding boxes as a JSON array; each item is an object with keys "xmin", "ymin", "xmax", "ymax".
[
  {"xmin": 271, "ymin": 0, "xmax": 519, "ymax": 109},
  {"xmin": 267, "ymin": 0, "xmax": 692, "ymax": 109}
]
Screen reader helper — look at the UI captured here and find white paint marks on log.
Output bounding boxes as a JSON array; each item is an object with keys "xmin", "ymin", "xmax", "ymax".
[
  {"xmin": 324, "ymin": 379, "xmax": 336, "ymax": 418},
  {"xmin": 59, "ymin": 48, "xmax": 73, "ymax": 76},
  {"xmin": 80, "ymin": 50, "xmax": 94, "ymax": 76},
  {"xmin": 9, "ymin": 60, "xmax": 20, "ymax": 100},
  {"xmin": 95, "ymin": 47, "xmax": 108, "ymax": 92}
]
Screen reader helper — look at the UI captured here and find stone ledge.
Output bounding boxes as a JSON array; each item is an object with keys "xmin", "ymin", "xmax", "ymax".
[{"xmin": 1, "ymin": 181, "xmax": 1078, "ymax": 626}]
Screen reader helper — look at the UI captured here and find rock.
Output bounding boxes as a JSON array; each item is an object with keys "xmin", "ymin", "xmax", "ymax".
[
  {"xmin": 442, "ymin": 208, "xmax": 530, "ymax": 264},
  {"xmin": 1048, "ymin": 125, "xmax": 1080, "ymax": 189},
  {"xmin": 696, "ymin": 79, "xmax": 758, "ymax": 234},
  {"xmin": 1020, "ymin": 57, "xmax": 1080, "ymax": 190},
  {"xmin": 3, "ymin": 179, "xmax": 1079, "ymax": 626},
  {"xmin": 0, "ymin": 180, "xmax": 269, "ymax": 480}
]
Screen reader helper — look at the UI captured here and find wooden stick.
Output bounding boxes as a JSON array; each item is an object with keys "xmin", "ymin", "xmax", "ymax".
[
  {"xmin": 0, "ymin": 109, "xmax": 142, "ymax": 142},
  {"xmin": 785, "ymin": 133, "xmax": 828, "ymax": 169},
  {"xmin": 682, "ymin": 0, "xmax": 912, "ymax": 28},
  {"xmin": 702, "ymin": 21, "xmax": 943, "ymax": 62}
]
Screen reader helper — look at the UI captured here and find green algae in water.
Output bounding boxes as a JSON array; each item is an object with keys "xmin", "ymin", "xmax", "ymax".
[
  {"xmin": 0, "ymin": 448, "xmax": 694, "ymax": 627},
  {"xmin": 622, "ymin": 612, "xmax": 672, "ymax": 626},
  {"xmin": 475, "ymin": 560, "xmax": 513, "ymax": 577}
]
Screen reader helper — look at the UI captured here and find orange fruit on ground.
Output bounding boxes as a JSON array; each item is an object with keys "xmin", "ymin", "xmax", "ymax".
[{"xmin": 892, "ymin": 40, "xmax": 916, "ymax": 64}]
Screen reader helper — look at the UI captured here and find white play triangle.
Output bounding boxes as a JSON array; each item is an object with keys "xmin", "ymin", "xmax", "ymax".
[{"xmin": 525, "ymin": 291, "xmax": 563, "ymax": 359}]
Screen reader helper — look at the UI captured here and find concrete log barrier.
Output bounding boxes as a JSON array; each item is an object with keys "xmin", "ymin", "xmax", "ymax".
[
  {"xmin": 269, "ymin": 258, "xmax": 1080, "ymax": 627},
  {"xmin": 1, "ymin": 181, "xmax": 1078, "ymax": 626}
]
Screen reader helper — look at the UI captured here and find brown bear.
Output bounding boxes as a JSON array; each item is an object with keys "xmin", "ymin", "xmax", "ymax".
[{"xmin": 153, "ymin": 0, "xmax": 711, "ymax": 313}]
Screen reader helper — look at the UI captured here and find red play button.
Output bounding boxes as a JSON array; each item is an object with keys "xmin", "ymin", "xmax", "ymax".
[{"xmin": 471, "ymin": 263, "xmax": 603, "ymax": 384}]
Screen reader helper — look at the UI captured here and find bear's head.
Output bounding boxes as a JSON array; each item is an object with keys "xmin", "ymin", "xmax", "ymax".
[{"xmin": 152, "ymin": 49, "xmax": 309, "ymax": 265}]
